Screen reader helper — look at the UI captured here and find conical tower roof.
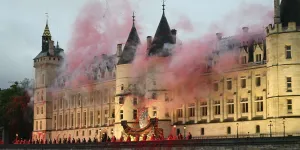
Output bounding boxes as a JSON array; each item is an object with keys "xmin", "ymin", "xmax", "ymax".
[
  {"xmin": 148, "ymin": 3, "xmax": 175, "ymax": 57},
  {"xmin": 117, "ymin": 13, "xmax": 141, "ymax": 65}
]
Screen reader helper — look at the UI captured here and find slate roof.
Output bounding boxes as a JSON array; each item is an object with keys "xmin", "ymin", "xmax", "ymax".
[
  {"xmin": 148, "ymin": 12, "xmax": 175, "ymax": 57},
  {"xmin": 280, "ymin": 0, "xmax": 300, "ymax": 27},
  {"xmin": 34, "ymin": 46, "xmax": 64, "ymax": 60},
  {"xmin": 117, "ymin": 21, "xmax": 140, "ymax": 65}
]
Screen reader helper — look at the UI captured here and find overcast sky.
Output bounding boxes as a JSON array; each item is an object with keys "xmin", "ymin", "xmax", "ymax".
[{"xmin": 0, "ymin": 0, "xmax": 273, "ymax": 89}]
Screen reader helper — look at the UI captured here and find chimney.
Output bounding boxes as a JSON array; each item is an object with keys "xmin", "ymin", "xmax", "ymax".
[
  {"xmin": 49, "ymin": 40, "xmax": 54, "ymax": 56},
  {"xmin": 216, "ymin": 33, "xmax": 223, "ymax": 40},
  {"xmin": 171, "ymin": 29, "xmax": 177, "ymax": 43},
  {"xmin": 147, "ymin": 36, "xmax": 152, "ymax": 49},
  {"xmin": 274, "ymin": 0, "xmax": 281, "ymax": 24},
  {"xmin": 117, "ymin": 44, "xmax": 123, "ymax": 57},
  {"xmin": 242, "ymin": 27, "xmax": 249, "ymax": 33}
]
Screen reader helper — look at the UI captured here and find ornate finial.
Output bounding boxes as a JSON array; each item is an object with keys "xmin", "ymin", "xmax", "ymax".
[
  {"xmin": 162, "ymin": 0, "xmax": 166, "ymax": 14},
  {"xmin": 132, "ymin": 11, "xmax": 135, "ymax": 26}
]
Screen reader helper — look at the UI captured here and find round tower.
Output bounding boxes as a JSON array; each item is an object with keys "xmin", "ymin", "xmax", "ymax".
[
  {"xmin": 266, "ymin": 0, "xmax": 300, "ymax": 134},
  {"xmin": 114, "ymin": 13, "xmax": 141, "ymax": 138}
]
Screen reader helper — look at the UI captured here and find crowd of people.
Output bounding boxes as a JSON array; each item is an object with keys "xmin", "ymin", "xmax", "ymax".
[{"xmin": 10, "ymin": 132, "xmax": 193, "ymax": 144}]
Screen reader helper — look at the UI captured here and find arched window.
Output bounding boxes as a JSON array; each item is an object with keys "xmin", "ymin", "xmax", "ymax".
[
  {"xmin": 41, "ymin": 107, "xmax": 43, "ymax": 114},
  {"xmin": 227, "ymin": 127, "xmax": 231, "ymax": 135},
  {"xmin": 121, "ymin": 84, "xmax": 124, "ymax": 90},
  {"xmin": 256, "ymin": 125, "xmax": 260, "ymax": 133}
]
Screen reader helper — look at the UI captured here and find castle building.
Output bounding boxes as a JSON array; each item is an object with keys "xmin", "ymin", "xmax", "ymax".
[{"xmin": 32, "ymin": 0, "xmax": 300, "ymax": 141}]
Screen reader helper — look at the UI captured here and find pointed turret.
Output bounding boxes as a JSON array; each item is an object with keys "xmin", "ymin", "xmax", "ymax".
[
  {"xmin": 117, "ymin": 12, "xmax": 141, "ymax": 65},
  {"xmin": 148, "ymin": 1, "xmax": 175, "ymax": 57},
  {"xmin": 34, "ymin": 17, "xmax": 64, "ymax": 60}
]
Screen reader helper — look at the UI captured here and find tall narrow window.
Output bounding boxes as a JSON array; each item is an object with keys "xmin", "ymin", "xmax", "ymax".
[
  {"xmin": 59, "ymin": 115, "xmax": 62, "ymax": 129},
  {"xmin": 227, "ymin": 100, "xmax": 234, "ymax": 114},
  {"xmin": 90, "ymin": 111, "xmax": 93, "ymax": 126},
  {"xmin": 286, "ymin": 77, "xmax": 292, "ymax": 92},
  {"xmin": 54, "ymin": 116, "xmax": 57, "ymax": 129},
  {"xmin": 214, "ymin": 101, "xmax": 221, "ymax": 115},
  {"xmin": 120, "ymin": 110, "xmax": 124, "ymax": 120},
  {"xmin": 177, "ymin": 109, "xmax": 183, "ymax": 118},
  {"xmin": 37, "ymin": 107, "xmax": 39, "ymax": 115},
  {"xmin": 201, "ymin": 128, "xmax": 205, "ymax": 135},
  {"xmin": 286, "ymin": 45, "xmax": 292, "ymax": 59},
  {"xmin": 97, "ymin": 111, "xmax": 101, "ymax": 125},
  {"xmin": 71, "ymin": 113, "xmax": 74, "ymax": 127},
  {"xmin": 65, "ymin": 114, "xmax": 68, "ymax": 128},
  {"xmin": 256, "ymin": 76, "xmax": 261, "ymax": 87},
  {"xmin": 42, "ymin": 74, "xmax": 45, "ymax": 84},
  {"xmin": 287, "ymin": 99, "xmax": 293, "ymax": 114},
  {"xmin": 241, "ymin": 98, "xmax": 248, "ymax": 113},
  {"xmin": 133, "ymin": 110, "xmax": 137, "ymax": 120},
  {"xmin": 241, "ymin": 77, "xmax": 246, "ymax": 88},
  {"xmin": 227, "ymin": 127, "xmax": 231, "ymax": 135},
  {"xmin": 83, "ymin": 112, "xmax": 87, "ymax": 126},
  {"xmin": 121, "ymin": 84, "xmax": 124, "ymax": 91},
  {"xmin": 256, "ymin": 125, "xmax": 260, "ymax": 133},
  {"xmin": 256, "ymin": 54, "xmax": 262, "ymax": 62},
  {"xmin": 77, "ymin": 113, "xmax": 80, "ymax": 127},
  {"xmin": 227, "ymin": 79, "xmax": 232, "ymax": 90},
  {"xmin": 200, "ymin": 102, "xmax": 208, "ymax": 116},
  {"xmin": 36, "ymin": 121, "xmax": 38, "ymax": 130},
  {"xmin": 188, "ymin": 104, "xmax": 195, "ymax": 117},
  {"xmin": 256, "ymin": 97, "xmax": 263, "ymax": 112},
  {"xmin": 213, "ymin": 82, "xmax": 219, "ymax": 91}
]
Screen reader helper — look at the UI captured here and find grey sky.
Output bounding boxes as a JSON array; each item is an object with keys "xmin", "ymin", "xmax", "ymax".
[{"xmin": 0, "ymin": 0, "xmax": 272, "ymax": 89}]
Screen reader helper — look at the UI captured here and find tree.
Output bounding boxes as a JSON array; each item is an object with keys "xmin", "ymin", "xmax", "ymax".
[{"xmin": 0, "ymin": 78, "xmax": 33, "ymax": 143}]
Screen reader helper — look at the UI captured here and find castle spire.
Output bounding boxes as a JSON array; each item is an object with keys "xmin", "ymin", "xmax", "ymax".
[
  {"xmin": 43, "ymin": 13, "xmax": 51, "ymax": 37},
  {"xmin": 132, "ymin": 11, "xmax": 135, "ymax": 26},
  {"xmin": 162, "ymin": 0, "xmax": 166, "ymax": 15}
]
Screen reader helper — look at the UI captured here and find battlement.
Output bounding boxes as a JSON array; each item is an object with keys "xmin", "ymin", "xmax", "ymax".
[
  {"xmin": 33, "ymin": 56, "xmax": 62, "ymax": 68},
  {"xmin": 266, "ymin": 22, "xmax": 300, "ymax": 35}
]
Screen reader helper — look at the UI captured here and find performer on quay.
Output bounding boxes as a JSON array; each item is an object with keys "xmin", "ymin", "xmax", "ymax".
[
  {"xmin": 119, "ymin": 135, "xmax": 124, "ymax": 142},
  {"xmin": 142, "ymin": 134, "xmax": 147, "ymax": 141}
]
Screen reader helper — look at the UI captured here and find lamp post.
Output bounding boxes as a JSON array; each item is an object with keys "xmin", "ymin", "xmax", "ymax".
[
  {"xmin": 236, "ymin": 123, "xmax": 239, "ymax": 139},
  {"xmin": 268, "ymin": 121, "xmax": 273, "ymax": 137},
  {"xmin": 283, "ymin": 118, "xmax": 286, "ymax": 137},
  {"xmin": 184, "ymin": 126, "xmax": 186, "ymax": 139}
]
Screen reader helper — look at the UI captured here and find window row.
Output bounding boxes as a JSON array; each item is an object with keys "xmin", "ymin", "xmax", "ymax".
[
  {"xmin": 214, "ymin": 76, "xmax": 262, "ymax": 91},
  {"xmin": 36, "ymin": 106, "xmax": 44, "ymax": 115},
  {"xmin": 53, "ymin": 110, "xmax": 115, "ymax": 129}
]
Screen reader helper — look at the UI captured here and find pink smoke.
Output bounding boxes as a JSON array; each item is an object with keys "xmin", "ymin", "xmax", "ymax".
[
  {"xmin": 54, "ymin": 0, "xmax": 142, "ymax": 90},
  {"xmin": 132, "ymin": 2, "xmax": 273, "ymax": 108}
]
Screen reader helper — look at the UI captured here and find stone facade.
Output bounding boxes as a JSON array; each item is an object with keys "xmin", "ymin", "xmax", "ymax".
[{"xmin": 32, "ymin": 0, "xmax": 300, "ymax": 141}]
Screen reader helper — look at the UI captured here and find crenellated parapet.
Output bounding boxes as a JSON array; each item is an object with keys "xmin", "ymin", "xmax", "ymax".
[{"xmin": 266, "ymin": 22, "xmax": 300, "ymax": 35}]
